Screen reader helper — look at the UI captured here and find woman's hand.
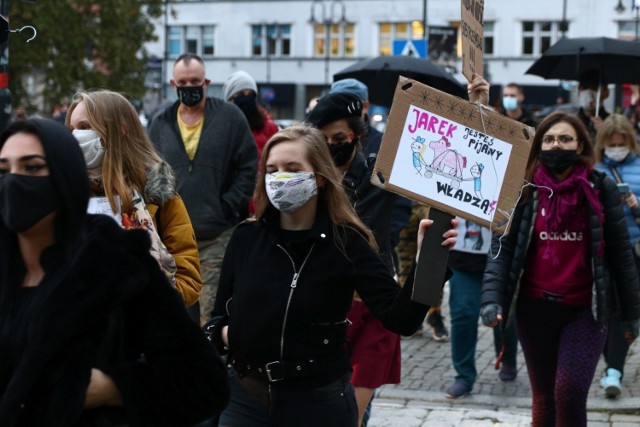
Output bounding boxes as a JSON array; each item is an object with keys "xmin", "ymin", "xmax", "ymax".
[
  {"xmin": 415, "ymin": 217, "xmax": 459, "ymax": 262},
  {"xmin": 480, "ymin": 304, "xmax": 503, "ymax": 328},
  {"xmin": 85, "ymin": 368, "xmax": 122, "ymax": 408},
  {"xmin": 625, "ymin": 192, "xmax": 639, "ymax": 210},
  {"xmin": 467, "ymin": 73, "xmax": 490, "ymax": 106}
]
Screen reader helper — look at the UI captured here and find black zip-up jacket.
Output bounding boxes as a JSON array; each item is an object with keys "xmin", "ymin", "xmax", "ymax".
[
  {"xmin": 481, "ymin": 170, "xmax": 640, "ymax": 326},
  {"xmin": 210, "ymin": 208, "xmax": 428, "ymax": 383}
]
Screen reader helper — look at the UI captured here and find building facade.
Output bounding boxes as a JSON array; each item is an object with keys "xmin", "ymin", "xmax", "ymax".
[{"xmin": 144, "ymin": 0, "xmax": 640, "ymax": 119}]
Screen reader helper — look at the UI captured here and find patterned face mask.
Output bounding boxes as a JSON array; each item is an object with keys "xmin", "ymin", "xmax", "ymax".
[{"xmin": 265, "ymin": 171, "xmax": 318, "ymax": 213}]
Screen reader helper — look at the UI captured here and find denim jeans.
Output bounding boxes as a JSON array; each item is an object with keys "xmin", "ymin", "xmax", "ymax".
[
  {"xmin": 448, "ymin": 268, "xmax": 518, "ymax": 389},
  {"xmin": 219, "ymin": 367, "xmax": 357, "ymax": 427}
]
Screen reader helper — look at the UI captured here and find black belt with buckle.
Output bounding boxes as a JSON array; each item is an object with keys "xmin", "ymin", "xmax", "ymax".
[{"xmin": 229, "ymin": 355, "xmax": 347, "ymax": 383}]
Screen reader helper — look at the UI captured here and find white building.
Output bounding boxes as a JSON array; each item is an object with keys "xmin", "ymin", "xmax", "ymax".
[{"xmin": 144, "ymin": 0, "xmax": 640, "ymax": 119}]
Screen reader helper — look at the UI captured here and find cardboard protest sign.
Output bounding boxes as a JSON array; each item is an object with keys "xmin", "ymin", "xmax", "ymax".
[
  {"xmin": 372, "ymin": 76, "xmax": 534, "ymax": 236},
  {"xmin": 461, "ymin": 0, "xmax": 484, "ymax": 80}
]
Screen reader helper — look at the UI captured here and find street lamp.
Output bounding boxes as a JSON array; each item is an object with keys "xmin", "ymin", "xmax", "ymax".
[{"xmin": 309, "ymin": 0, "xmax": 346, "ymax": 89}]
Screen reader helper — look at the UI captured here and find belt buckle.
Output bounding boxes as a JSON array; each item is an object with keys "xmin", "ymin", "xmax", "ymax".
[{"xmin": 265, "ymin": 361, "xmax": 284, "ymax": 382}]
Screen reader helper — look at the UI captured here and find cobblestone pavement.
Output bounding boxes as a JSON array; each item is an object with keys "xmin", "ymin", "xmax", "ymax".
[{"xmin": 368, "ymin": 284, "xmax": 640, "ymax": 426}]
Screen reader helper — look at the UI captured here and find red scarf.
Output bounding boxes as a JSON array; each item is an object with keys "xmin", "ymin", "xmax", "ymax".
[{"xmin": 532, "ymin": 164, "xmax": 605, "ymax": 255}]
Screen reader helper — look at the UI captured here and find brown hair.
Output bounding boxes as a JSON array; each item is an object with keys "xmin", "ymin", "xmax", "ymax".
[
  {"xmin": 66, "ymin": 90, "xmax": 166, "ymax": 212},
  {"xmin": 254, "ymin": 124, "xmax": 377, "ymax": 250},
  {"xmin": 594, "ymin": 114, "xmax": 639, "ymax": 162},
  {"xmin": 522, "ymin": 111, "xmax": 595, "ymax": 200}
]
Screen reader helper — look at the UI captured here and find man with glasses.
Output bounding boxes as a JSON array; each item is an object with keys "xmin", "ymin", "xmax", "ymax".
[{"xmin": 149, "ymin": 53, "xmax": 257, "ymax": 325}]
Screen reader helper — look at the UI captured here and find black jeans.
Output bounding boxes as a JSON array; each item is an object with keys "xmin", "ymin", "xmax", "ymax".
[{"xmin": 218, "ymin": 367, "xmax": 358, "ymax": 427}]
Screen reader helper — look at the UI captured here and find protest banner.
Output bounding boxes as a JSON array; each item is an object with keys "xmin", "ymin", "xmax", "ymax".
[
  {"xmin": 372, "ymin": 77, "xmax": 533, "ymax": 304},
  {"xmin": 461, "ymin": 0, "xmax": 484, "ymax": 80}
]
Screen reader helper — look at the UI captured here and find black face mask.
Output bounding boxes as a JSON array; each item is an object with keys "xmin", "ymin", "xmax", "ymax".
[
  {"xmin": 327, "ymin": 139, "xmax": 358, "ymax": 167},
  {"xmin": 538, "ymin": 150, "xmax": 580, "ymax": 175},
  {"xmin": 233, "ymin": 93, "xmax": 258, "ymax": 118},
  {"xmin": 0, "ymin": 174, "xmax": 57, "ymax": 233},
  {"xmin": 177, "ymin": 85, "xmax": 204, "ymax": 107}
]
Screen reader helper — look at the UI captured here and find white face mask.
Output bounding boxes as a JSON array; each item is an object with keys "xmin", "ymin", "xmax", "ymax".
[
  {"xmin": 604, "ymin": 146, "xmax": 630, "ymax": 163},
  {"xmin": 578, "ymin": 90, "xmax": 596, "ymax": 111},
  {"xmin": 265, "ymin": 171, "xmax": 318, "ymax": 213},
  {"xmin": 72, "ymin": 129, "xmax": 104, "ymax": 169}
]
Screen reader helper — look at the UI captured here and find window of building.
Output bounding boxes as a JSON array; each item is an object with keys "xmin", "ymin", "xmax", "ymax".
[
  {"xmin": 313, "ymin": 22, "xmax": 355, "ymax": 57},
  {"xmin": 522, "ymin": 21, "xmax": 566, "ymax": 56},
  {"xmin": 618, "ymin": 20, "xmax": 639, "ymax": 40},
  {"xmin": 167, "ymin": 25, "xmax": 215, "ymax": 58},
  {"xmin": 252, "ymin": 24, "xmax": 292, "ymax": 57},
  {"xmin": 484, "ymin": 21, "xmax": 494, "ymax": 56},
  {"xmin": 379, "ymin": 21, "xmax": 425, "ymax": 55}
]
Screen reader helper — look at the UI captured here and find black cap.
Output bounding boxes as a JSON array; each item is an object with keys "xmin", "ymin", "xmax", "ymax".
[{"xmin": 305, "ymin": 92, "xmax": 363, "ymax": 129}]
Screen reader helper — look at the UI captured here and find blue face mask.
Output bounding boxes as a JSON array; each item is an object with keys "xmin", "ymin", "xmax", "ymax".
[{"xmin": 502, "ymin": 96, "xmax": 518, "ymax": 112}]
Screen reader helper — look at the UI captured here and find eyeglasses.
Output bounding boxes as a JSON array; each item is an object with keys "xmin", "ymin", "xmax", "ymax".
[{"xmin": 541, "ymin": 134, "xmax": 577, "ymax": 146}]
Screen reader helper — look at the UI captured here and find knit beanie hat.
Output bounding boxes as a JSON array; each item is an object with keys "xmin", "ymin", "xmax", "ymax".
[{"xmin": 223, "ymin": 71, "xmax": 258, "ymax": 101}]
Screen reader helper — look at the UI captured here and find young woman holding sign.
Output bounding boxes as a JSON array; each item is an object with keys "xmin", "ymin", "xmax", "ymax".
[{"xmin": 481, "ymin": 111, "xmax": 640, "ymax": 426}]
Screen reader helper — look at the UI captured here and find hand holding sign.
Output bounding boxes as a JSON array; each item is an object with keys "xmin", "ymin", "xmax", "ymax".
[{"xmin": 371, "ymin": 76, "xmax": 533, "ymax": 305}]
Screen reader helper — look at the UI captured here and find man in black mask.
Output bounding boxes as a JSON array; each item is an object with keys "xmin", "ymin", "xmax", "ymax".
[
  {"xmin": 148, "ymin": 53, "xmax": 257, "ymax": 326},
  {"xmin": 306, "ymin": 92, "xmax": 399, "ymax": 426}
]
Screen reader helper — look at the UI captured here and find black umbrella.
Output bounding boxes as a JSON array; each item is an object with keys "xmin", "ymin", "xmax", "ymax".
[
  {"xmin": 525, "ymin": 37, "xmax": 640, "ymax": 85},
  {"xmin": 334, "ymin": 55, "xmax": 467, "ymax": 107}
]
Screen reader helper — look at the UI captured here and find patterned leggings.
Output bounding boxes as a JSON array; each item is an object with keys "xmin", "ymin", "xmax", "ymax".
[{"xmin": 516, "ymin": 297, "xmax": 607, "ymax": 427}]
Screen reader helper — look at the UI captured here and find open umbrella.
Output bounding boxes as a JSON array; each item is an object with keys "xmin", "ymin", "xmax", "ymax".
[
  {"xmin": 334, "ymin": 55, "xmax": 466, "ymax": 107},
  {"xmin": 525, "ymin": 37, "xmax": 640, "ymax": 85}
]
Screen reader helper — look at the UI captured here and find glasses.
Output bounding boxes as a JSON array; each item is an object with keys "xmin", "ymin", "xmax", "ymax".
[{"xmin": 541, "ymin": 134, "xmax": 577, "ymax": 146}]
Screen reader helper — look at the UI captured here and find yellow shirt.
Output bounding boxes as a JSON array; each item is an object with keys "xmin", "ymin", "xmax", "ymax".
[{"xmin": 177, "ymin": 109, "xmax": 203, "ymax": 161}]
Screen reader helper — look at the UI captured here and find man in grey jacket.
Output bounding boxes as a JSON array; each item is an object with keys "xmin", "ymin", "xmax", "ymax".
[{"xmin": 149, "ymin": 53, "xmax": 257, "ymax": 325}]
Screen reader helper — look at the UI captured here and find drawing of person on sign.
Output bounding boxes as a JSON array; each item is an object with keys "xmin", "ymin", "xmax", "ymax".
[
  {"xmin": 390, "ymin": 104, "xmax": 511, "ymax": 222},
  {"xmin": 411, "ymin": 136, "xmax": 428, "ymax": 175}
]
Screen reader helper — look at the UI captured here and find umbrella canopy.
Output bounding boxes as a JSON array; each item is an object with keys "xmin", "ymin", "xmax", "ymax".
[
  {"xmin": 334, "ymin": 55, "xmax": 466, "ymax": 107},
  {"xmin": 525, "ymin": 37, "xmax": 640, "ymax": 84}
]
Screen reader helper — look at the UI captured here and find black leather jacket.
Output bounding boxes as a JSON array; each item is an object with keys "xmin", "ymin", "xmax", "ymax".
[{"xmin": 481, "ymin": 170, "xmax": 640, "ymax": 325}]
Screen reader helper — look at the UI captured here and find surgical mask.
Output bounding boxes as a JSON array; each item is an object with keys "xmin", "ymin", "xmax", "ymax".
[
  {"xmin": 265, "ymin": 171, "xmax": 318, "ymax": 213},
  {"xmin": 233, "ymin": 93, "xmax": 258, "ymax": 118},
  {"xmin": 604, "ymin": 146, "xmax": 630, "ymax": 163},
  {"xmin": 578, "ymin": 90, "xmax": 596, "ymax": 111},
  {"xmin": 502, "ymin": 96, "xmax": 518, "ymax": 112},
  {"xmin": 0, "ymin": 174, "xmax": 57, "ymax": 233},
  {"xmin": 72, "ymin": 129, "xmax": 104, "ymax": 169},
  {"xmin": 177, "ymin": 85, "xmax": 204, "ymax": 107},
  {"xmin": 538, "ymin": 150, "xmax": 579, "ymax": 175},
  {"xmin": 327, "ymin": 139, "xmax": 358, "ymax": 167}
]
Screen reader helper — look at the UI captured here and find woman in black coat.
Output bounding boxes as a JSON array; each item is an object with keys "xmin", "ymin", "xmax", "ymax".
[
  {"xmin": 207, "ymin": 125, "xmax": 458, "ymax": 427},
  {"xmin": 480, "ymin": 112, "xmax": 640, "ymax": 427},
  {"xmin": 0, "ymin": 118, "xmax": 229, "ymax": 426}
]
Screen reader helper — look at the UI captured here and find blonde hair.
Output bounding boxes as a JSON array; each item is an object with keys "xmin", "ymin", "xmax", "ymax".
[
  {"xmin": 594, "ymin": 114, "xmax": 640, "ymax": 162},
  {"xmin": 66, "ymin": 90, "xmax": 165, "ymax": 212},
  {"xmin": 254, "ymin": 125, "xmax": 377, "ymax": 251}
]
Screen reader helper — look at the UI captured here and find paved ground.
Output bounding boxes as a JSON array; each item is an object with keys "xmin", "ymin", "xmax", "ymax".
[{"xmin": 368, "ymin": 284, "xmax": 640, "ymax": 426}]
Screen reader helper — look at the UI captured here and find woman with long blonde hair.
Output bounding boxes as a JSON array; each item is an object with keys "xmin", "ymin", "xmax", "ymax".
[
  {"xmin": 66, "ymin": 90, "xmax": 201, "ymax": 307},
  {"xmin": 207, "ymin": 124, "xmax": 458, "ymax": 427}
]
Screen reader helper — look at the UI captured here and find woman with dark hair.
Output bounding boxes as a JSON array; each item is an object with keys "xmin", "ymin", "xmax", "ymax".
[
  {"xmin": 480, "ymin": 111, "xmax": 640, "ymax": 426},
  {"xmin": 207, "ymin": 124, "xmax": 458, "ymax": 427},
  {"xmin": 0, "ymin": 118, "xmax": 229, "ymax": 426}
]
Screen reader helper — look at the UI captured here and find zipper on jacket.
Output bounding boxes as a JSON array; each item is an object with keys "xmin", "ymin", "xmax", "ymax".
[{"xmin": 276, "ymin": 243, "xmax": 315, "ymax": 358}]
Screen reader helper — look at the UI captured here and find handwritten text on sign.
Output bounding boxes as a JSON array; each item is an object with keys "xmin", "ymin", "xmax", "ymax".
[
  {"xmin": 388, "ymin": 104, "xmax": 512, "ymax": 223},
  {"xmin": 461, "ymin": 0, "xmax": 484, "ymax": 80}
]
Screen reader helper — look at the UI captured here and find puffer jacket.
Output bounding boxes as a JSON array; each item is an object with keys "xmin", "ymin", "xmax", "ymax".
[
  {"xmin": 595, "ymin": 153, "xmax": 640, "ymax": 246},
  {"xmin": 145, "ymin": 161, "xmax": 202, "ymax": 307},
  {"xmin": 481, "ymin": 170, "xmax": 640, "ymax": 325}
]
